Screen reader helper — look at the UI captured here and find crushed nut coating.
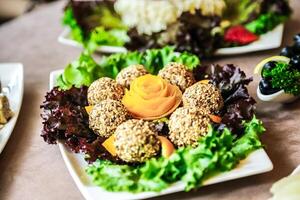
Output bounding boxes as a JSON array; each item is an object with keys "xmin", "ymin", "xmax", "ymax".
[
  {"xmin": 168, "ymin": 107, "xmax": 210, "ymax": 147},
  {"xmin": 158, "ymin": 62, "xmax": 195, "ymax": 92},
  {"xmin": 114, "ymin": 119, "xmax": 160, "ymax": 163},
  {"xmin": 116, "ymin": 64, "xmax": 148, "ymax": 88},
  {"xmin": 87, "ymin": 77, "xmax": 124, "ymax": 105},
  {"xmin": 183, "ymin": 82, "xmax": 223, "ymax": 112},
  {"xmin": 89, "ymin": 99, "xmax": 129, "ymax": 137}
]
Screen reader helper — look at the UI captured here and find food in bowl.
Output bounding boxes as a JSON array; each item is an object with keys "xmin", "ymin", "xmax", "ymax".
[{"xmin": 255, "ymin": 33, "xmax": 300, "ymax": 103}]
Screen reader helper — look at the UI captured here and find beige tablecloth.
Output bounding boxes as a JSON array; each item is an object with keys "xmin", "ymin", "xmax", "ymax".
[{"xmin": 0, "ymin": 1, "xmax": 300, "ymax": 200}]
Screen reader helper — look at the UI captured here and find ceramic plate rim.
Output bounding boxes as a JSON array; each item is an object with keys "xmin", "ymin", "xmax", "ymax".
[
  {"xmin": 0, "ymin": 63, "xmax": 24, "ymax": 153},
  {"xmin": 50, "ymin": 69, "xmax": 273, "ymax": 200}
]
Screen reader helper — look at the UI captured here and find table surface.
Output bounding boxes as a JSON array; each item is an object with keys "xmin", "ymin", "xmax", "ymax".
[{"xmin": 0, "ymin": 1, "xmax": 300, "ymax": 200}]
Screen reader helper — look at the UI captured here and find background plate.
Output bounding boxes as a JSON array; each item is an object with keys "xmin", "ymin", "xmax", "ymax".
[
  {"xmin": 0, "ymin": 63, "xmax": 24, "ymax": 153},
  {"xmin": 50, "ymin": 70, "xmax": 273, "ymax": 200},
  {"xmin": 58, "ymin": 24, "xmax": 284, "ymax": 56}
]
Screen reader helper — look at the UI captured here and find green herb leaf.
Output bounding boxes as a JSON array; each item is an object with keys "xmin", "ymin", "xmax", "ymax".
[
  {"xmin": 246, "ymin": 13, "xmax": 288, "ymax": 35},
  {"xmin": 262, "ymin": 62, "xmax": 300, "ymax": 96},
  {"xmin": 56, "ymin": 53, "xmax": 100, "ymax": 90},
  {"xmin": 87, "ymin": 27, "xmax": 129, "ymax": 52},
  {"xmin": 86, "ymin": 117, "xmax": 265, "ymax": 193},
  {"xmin": 56, "ymin": 47, "xmax": 200, "ymax": 90},
  {"xmin": 62, "ymin": 7, "xmax": 128, "ymax": 51},
  {"xmin": 62, "ymin": 8, "xmax": 84, "ymax": 42}
]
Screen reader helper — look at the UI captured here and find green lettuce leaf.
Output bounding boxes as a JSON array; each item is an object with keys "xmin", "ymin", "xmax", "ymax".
[
  {"xmin": 62, "ymin": 7, "xmax": 84, "ymax": 42},
  {"xmin": 86, "ymin": 117, "xmax": 265, "ymax": 193},
  {"xmin": 224, "ymin": 0, "xmax": 260, "ymax": 25},
  {"xmin": 56, "ymin": 46, "xmax": 200, "ymax": 90},
  {"xmin": 62, "ymin": 7, "xmax": 128, "ymax": 50},
  {"xmin": 56, "ymin": 53, "xmax": 100, "ymax": 90},
  {"xmin": 246, "ymin": 13, "xmax": 288, "ymax": 35}
]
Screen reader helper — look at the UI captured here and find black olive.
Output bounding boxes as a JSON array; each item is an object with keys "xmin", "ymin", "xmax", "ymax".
[
  {"xmin": 280, "ymin": 46, "xmax": 295, "ymax": 58},
  {"xmin": 259, "ymin": 79, "xmax": 281, "ymax": 95},
  {"xmin": 292, "ymin": 42, "xmax": 300, "ymax": 54},
  {"xmin": 293, "ymin": 33, "xmax": 300, "ymax": 43},
  {"xmin": 261, "ymin": 61, "xmax": 277, "ymax": 77},
  {"xmin": 290, "ymin": 55, "xmax": 300, "ymax": 70}
]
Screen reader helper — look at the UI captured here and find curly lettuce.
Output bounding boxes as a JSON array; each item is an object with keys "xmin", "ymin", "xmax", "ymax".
[
  {"xmin": 62, "ymin": 7, "xmax": 128, "ymax": 51},
  {"xmin": 87, "ymin": 27, "xmax": 129, "ymax": 51},
  {"xmin": 86, "ymin": 117, "xmax": 265, "ymax": 193},
  {"xmin": 56, "ymin": 46, "xmax": 200, "ymax": 90},
  {"xmin": 224, "ymin": 0, "xmax": 260, "ymax": 25},
  {"xmin": 62, "ymin": 7, "xmax": 84, "ymax": 43},
  {"xmin": 246, "ymin": 13, "xmax": 288, "ymax": 35}
]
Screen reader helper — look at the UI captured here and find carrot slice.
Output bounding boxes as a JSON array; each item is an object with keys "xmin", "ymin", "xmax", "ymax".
[
  {"xmin": 158, "ymin": 136, "xmax": 175, "ymax": 158},
  {"xmin": 102, "ymin": 134, "xmax": 117, "ymax": 156},
  {"xmin": 85, "ymin": 106, "xmax": 93, "ymax": 114},
  {"xmin": 199, "ymin": 79, "xmax": 210, "ymax": 84},
  {"xmin": 209, "ymin": 114, "xmax": 222, "ymax": 123}
]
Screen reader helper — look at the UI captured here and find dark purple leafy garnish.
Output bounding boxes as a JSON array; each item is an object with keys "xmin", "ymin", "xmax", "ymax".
[
  {"xmin": 195, "ymin": 64, "xmax": 256, "ymax": 135},
  {"xmin": 68, "ymin": 0, "xmax": 117, "ymax": 36},
  {"xmin": 175, "ymin": 12, "xmax": 223, "ymax": 59},
  {"xmin": 261, "ymin": 0, "xmax": 291, "ymax": 16},
  {"xmin": 125, "ymin": 12, "xmax": 223, "ymax": 59},
  {"xmin": 154, "ymin": 122, "xmax": 169, "ymax": 137},
  {"xmin": 40, "ymin": 86, "xmax": 124, "ymax": 164},
  {"xmin": 196, "ymin": 64, "xmax": 252, "ymax": 101}
]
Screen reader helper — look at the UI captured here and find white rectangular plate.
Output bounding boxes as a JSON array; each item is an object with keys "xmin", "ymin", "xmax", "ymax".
[
  {"xmin": 58, "ymin": 24, "xmax": 284, "ymax": 55},
  {"xmin": 50, "ymin": 70, "xmax": 273, "ymax": 200},
  {"xmin": 0, "ymin": 63, "xmax": 24, "ymax": 153},
  {"xmin": 215, "ymin": 24, "xmax": 284, "ymax": 55}
]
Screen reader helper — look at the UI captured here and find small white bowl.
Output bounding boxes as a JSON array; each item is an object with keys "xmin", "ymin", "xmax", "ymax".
[{"xmin": 257, "ymin": 87, "xmax": 299, "ymax": 103}]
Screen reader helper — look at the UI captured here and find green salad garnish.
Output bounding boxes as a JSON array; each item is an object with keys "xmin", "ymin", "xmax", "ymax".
[
  {"xmin": 262, "ymin": 62, "xmax": 300, "ymax": 96},
  {"xmin": 56, "ymin": 46, "xmax": 200, "ymax": 90},
  {"xmin": 62, "ymin": 8, "xmax": 84, "ymax": 43},
  {"xmin": 246, "ymin": 13, "xmax": 288, "ymax": 35},
  {"xmin": 62, "ymin": 7, "xmax": 128, "ymax": 52},
  {"xmin": 224, "ymin": 0, "xmax": 260, "ymax": 25},
  {"xmin": 86, "ymin": 117, "xmax": 265, "ymax": 193}
]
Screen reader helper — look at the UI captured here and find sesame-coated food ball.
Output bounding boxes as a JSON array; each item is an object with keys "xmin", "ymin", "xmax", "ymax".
[
  {"xmin": 87, "ymin": 77, "xmax": 124, "ymax": 105},
  {"xmin": 183, "ymin": 82, "xmax": 223, "ymax": 112},
  {"xmin": 168, "ymin": 107, "xmax": 210, "ymax": 147},
  {"xmin": 114, "ymin": 119, "xmax": 160, "ymax": 163},
  {"xmin": 89, "ymin": 99, "xmax": 129, "ymax": 137},
  {"xmin": 158, "ymin": 62, "xmax": 196, "ymax": 91},
  {"xmin": 116, "ymin": 64, "xmax": 148, "ymax": 88}
]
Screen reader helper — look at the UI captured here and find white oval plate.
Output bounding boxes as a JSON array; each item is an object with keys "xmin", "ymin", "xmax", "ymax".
[
  {"xmin": 50, "ymin": 69, "xmax": 273, "ymax": 200},
  {"xmin": 0, "ymin": 63, "xmax": 24, "ymax": 153},
  {"xmin": 58, "ymin": 24, "xmax": 284, "ymax": 55}
]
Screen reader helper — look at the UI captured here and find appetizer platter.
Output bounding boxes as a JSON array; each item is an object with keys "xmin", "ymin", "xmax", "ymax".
[
  {"xmin": 58, "ymin": 0, "xmax": 291, "ymax": 58},
  {"xmin": 255, "ymin": 33, "xmax": 300, "ymax": 103},
  {"xmin": 0, "ymin": 63, "xmax": 24, "ymax": 153},
  {"xmin": 41, "ymin": 47, "xmax": 273, "ymax": 200}
]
